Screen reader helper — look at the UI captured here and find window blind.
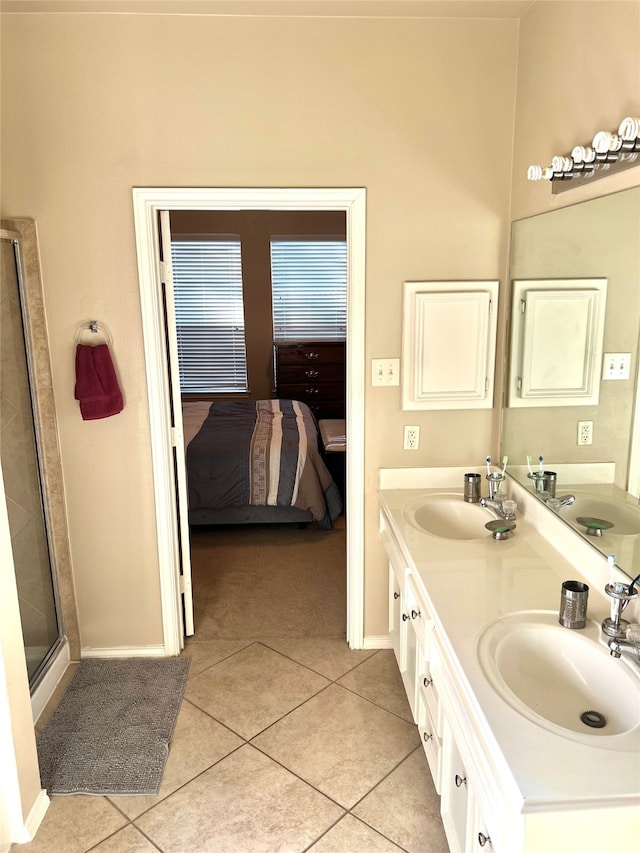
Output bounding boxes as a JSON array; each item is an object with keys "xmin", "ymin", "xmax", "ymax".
[
  {"xmin": 170, "ymin": 238, "xmax": 248, "ymax": 393},
  {"xmin": 271, "ymin": 239, "xmax": 347, "ymax": 340}
]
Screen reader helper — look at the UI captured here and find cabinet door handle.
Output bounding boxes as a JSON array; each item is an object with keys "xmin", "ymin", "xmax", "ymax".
[
  {"xmin": 423, "ymin": 677, "xmax": 433, "ymax": 687},
  {"xmin": 393, "ymin": 592, "xmax": 400, "ymax": 600},
  {"xmin": 423, "ymin": 731, "xmax": 432, "ymax": 742},
  {"xmin": 478, "ymin": 831, "xmax": 492, "ymax": 847},
  {"xmin": 305, "ymin": 352, "xmax": 319, "ymax": 360},
  {"xmin": 455, "ymin": 774, "xmax": 467, "ymax": 788},
  {"xmin": 402, "ymin": 613, "xmax": 409, "ymax": 622},
  {"xmin": 411, "ymin": 609, "xmax": 421, "ymax": 619}
]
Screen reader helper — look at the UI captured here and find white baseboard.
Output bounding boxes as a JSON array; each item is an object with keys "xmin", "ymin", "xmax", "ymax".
[
  {"xmin": 81, "ymin": 645, "xmax": 166, "ymax": 659},
  {"xmin": 23, "ymin": 790, "xmax": 50, "ymax": 843},
  {"xmin": 362, "ymin": 635, "xmax": 393, "ymax": 650}
]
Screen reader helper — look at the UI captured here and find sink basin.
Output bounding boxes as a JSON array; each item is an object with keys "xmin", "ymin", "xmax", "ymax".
[
  {"xmin": 477, "ymin": 611, "xmax": 640, "ymax": 749},
  {"xmin": 402, "ymin": 494, "xmax": 494, "ymax": 540},
  {"xmin": 557, "ymin": 493, "xmax": 640, "ymax": 537}
]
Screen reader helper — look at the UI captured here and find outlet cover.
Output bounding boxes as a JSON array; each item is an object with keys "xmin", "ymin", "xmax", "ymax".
[{"xmin": 404, "ymin": 425, "xmax": 420, "ymax": 450}]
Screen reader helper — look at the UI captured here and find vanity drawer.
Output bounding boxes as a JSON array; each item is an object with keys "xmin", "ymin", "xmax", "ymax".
[{"xmin": 421, "ymin": 666, "xmax": 443, "ymax": 738}]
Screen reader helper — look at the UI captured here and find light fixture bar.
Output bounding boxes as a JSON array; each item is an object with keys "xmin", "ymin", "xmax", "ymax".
[{"xmin": 527, "ymin": 116, "xmax": 640, "ymax": 194}]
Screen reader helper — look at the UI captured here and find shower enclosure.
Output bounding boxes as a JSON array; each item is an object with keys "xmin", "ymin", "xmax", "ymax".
[{"xmin": 0, "ymin": 220, "xmax": 78, "ymax": 698}]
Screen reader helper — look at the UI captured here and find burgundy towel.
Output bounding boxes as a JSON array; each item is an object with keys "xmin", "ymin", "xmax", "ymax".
[{"xmin": 74, "ymin": 343, "xmax": 124, "ymax": 420}]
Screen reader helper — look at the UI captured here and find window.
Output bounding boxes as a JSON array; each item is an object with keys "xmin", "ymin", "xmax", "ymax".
[
  {"xmin": 170, "ymin": 237, "xmax": 248, "ymax": 393},
  {"xmin": 271, "ymin": 238, "xmax": 347, "ymax": 340}
]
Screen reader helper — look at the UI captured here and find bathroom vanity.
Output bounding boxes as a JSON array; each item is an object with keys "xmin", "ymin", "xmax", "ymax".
[{"xmin": 379, "ymin": 467, "xmax": 640, "ymax": 853}]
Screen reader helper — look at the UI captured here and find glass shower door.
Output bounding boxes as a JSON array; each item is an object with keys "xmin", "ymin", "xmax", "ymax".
[{"xmin": 1, "ymin": 233, "xmax": 61, "ymax": 685}]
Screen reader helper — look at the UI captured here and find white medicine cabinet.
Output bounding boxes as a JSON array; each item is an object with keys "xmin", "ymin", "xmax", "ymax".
[
  {"xmin": 507, "ymin": 278, "xmax": 607, "ymax": 408},
  {"xmin": 402, "ymin": 281, "xmax": 499, "ymax": 411}
]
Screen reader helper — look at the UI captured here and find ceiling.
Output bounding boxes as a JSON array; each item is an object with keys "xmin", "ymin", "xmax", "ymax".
[{"xmin": 0, "ymin": 1, "xmax": 536, "ymax": 19}]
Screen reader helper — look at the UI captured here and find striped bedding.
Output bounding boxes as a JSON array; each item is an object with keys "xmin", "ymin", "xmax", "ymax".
[{"xmin": 183, "ymin": 399, "xmax": 342, "ymax": 527}]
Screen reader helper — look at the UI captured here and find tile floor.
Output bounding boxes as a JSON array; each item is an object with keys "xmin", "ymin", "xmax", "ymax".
[{"xmin": 19, "ymin": 640, "xmax": 448, "ymax": 853}]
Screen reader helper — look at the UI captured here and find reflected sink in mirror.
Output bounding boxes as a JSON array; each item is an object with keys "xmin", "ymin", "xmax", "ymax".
[
  {"xmin": 555, "ymin": 492, "xmax": 640, "ymax": 537},
  {"xmin": 402, "ymin": 493, "xmax": 494, "ymax": 540},
  {"xmin": 477, "ymin": 611, "xmax": 640, "ymax": 750}
]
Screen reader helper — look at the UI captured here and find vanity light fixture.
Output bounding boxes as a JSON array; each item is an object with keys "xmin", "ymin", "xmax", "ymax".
[{"xmin": 527, "ymin": 116, "xmax": 640, "ymax": 193}]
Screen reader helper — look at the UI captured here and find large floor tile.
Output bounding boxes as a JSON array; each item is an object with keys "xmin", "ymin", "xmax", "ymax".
[
  {"xmin": 135, "ymin": 744, "xmax": 344, "ymax": 853},
  {"xmin": 88, "ymin": 824, "xmax": 160, "ymax": 852},
  {"xmin": 14, "ymin": 796, "xmax": 127, "ymax": 853},
  {"xmin": 107, "ymin": 699, "xmax": 243, "ymax": 820},
  {"xmin": 338, "ymin": 649, "xmax": 414, "ymax": 722},
  {"xmin": 253, "ymin": 683, "xmax": 419, "ymax": 808},
  {"xmin": 185, "ymin": 642, "xmax": 329, "ymax": 738},
  {"xmin": 308, "ymin": 814, "xmax": 404, "ymax": 852},
  {"xmin": 263, "ymin": 637, "xmax": 376, "ymax": 681},
  {"xmin": 353, "ymin": 748, "xmax": 448, "ymax": 853},
  {"xmin": 180, "ymin": 638, "xmax": 252, "ymax": 677}
]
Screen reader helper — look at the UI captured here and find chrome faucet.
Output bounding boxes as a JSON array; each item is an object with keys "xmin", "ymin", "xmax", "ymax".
[
  {"xmin": 480, "ymin": 495, "xmax": 516, "ymax": 521},
  {"xmin": 556, "ymin": 494, "xmax": 576, "ymax": 507},
  {"xmin": 607, "ymin": 636, "xmax": 640, "ymax": 668}
]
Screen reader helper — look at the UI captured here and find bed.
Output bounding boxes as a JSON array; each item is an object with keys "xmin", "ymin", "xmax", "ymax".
[{"xmin": 182, "ymin": 399, "xmax": 343, "ymax": 528}]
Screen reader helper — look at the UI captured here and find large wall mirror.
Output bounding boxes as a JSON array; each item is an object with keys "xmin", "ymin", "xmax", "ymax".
[{"xmin": 502, "ymin": 186, "xmax": 640, "ymax": 581}]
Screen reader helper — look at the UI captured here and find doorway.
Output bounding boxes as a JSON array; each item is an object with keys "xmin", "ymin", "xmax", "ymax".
[{"xmin": 132, "ymin": 188, "xmax": 366, "ymax": 654}]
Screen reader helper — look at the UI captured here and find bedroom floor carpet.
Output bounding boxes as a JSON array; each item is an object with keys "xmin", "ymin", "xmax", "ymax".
[{"xmin": 189, "ymin": 515, "xmax": 347, "ymax": 640}]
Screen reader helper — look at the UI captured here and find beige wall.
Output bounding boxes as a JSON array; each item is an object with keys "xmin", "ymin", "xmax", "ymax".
[
  {"xmin": 511, "ymin": 1, "xmax": 640, "ymax": 220},
  {"xmin": 0, "ymin": 8, "xmax": 518, "ymax": 647}
]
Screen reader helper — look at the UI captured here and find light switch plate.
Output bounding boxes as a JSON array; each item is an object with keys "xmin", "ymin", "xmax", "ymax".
[
  {"xmin": 372, "ymin": 358, "xmax": 400, "ymax": 386},
  {"xmin": 602, "ymin": 352, "xmax": 631, "ymax": 380}
]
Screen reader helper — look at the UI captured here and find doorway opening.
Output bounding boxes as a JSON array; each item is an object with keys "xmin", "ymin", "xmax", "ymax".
[{"xmin": 132, "ymin": 188, "xmax": 366, "ymax": 654}]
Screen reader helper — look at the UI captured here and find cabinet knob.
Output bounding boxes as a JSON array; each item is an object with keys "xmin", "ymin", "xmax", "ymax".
[
  {"xmin": 454, "ymin": 774, "xmax": 467, "ymax": 788},
  {"xmin": 423, "ymin": 677, "xmax": 433, "ymax": 687},
  {"xmin": 478, "ymin": 831, "xmax": 492, "ymax": 847},
  {"xmin": 402, "ymin": 613, "xmax": 409, "ymax": 622},
  {"xmin": 305, "ymin": 352, "xmax": 319, "ymax": 360},
  {"xmin": 393, "ymin": 591, "xmax": 400, "ymax": 600},
  {"xmin": 423, "ymin": 731, "xmax": 432, "ymax": 742},
  {"xmin": 411, "ymin": 609, "xmax": 421, "ymax": 619}
]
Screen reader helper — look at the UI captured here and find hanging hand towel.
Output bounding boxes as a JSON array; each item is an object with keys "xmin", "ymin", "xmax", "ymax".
[{"xmin": 74, "ymin": 343, "xmax": 124, "ymax": 420}]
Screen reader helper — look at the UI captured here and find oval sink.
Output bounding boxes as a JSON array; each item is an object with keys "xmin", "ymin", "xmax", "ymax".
[
  {"xmin": 558, "ymin": 494, "xmax": 640, "ymax": 537},
  {"xmin": 403, "ymin": 494, "xmax": 494, "ymax": 540},
  {"xmin": 477, "ymin": 611, "xmax": 640, "ymax": 749}
]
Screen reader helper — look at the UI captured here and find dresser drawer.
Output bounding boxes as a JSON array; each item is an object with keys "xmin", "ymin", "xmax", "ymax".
[
  {"xmin": 276, "ymin": 342, "xmax": 345, "ymax": 366},
  {"xmin": 278, "ymin": 382, "xmax": 344, "ymax": 402},
  {"xmin": 306, "ymin": 400, "xmax": 345, "ymax": 419},
  {"xmin": 277, "ymin": 363, "xmax": 345, "ymax": 383}
]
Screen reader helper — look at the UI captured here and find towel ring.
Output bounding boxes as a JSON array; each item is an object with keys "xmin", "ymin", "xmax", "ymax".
[{"xmin": 75, "ymin": 320, "xmax": 113, "ymax": 347}]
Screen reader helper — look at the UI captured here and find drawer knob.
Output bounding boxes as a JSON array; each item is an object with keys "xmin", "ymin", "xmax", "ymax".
[
  {"xmin": 402, "ymin": 613, "xmax": 409, "ymax": 622},
  {"xmin": 478, "ymin": 832, "xmax": 492, "ymax": 847},
  {"xmin": 411, "ymin": 609, "xmax": 421, "ymax": 619},
  {"xmin": 455, "ymin": 774, "xmax": 467, "ymax": 788},
  {"xmin": 305, "ymin": 369, "xmax": 320, "ymax": 378},
  {"xmin": 423, "ymin": 677, "xmax": 432, "ymax": 687},
  {"xmin": 305, "ymin": 352, "xmax": 319, "ymax": 360},
  {"xmin": 423, "ymin": 731, "xmax": 432, "ymax": 742},
  {"xmin": 393, "ymin": 592, "xmax": 400, "ymax": 600}
]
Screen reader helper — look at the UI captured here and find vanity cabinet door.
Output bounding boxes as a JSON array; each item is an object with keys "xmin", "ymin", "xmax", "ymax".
[
  {"xmin": 388, "ymin": 564, "xmax": 403, "ymax": 668},
  {"xmin": 441, "ymin": 719, "xmax": 472, "ymax": 853}
]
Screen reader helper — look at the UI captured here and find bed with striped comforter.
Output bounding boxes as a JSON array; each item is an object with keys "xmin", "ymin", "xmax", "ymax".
[{"xmin": 182, "ymin": 399, "xmax": 342, "ymax": 528}]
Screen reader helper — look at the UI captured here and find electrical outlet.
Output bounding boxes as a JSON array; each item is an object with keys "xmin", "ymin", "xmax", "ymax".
[
  {"xmin": 577, "ymin": 420, "xmax": 593, "ymax": 446},
  {"xmin": 404, "ymin": 425, "xmax": 420, "ymax": 450},
  {"xmin": 372, "ymin": 358, "xmax": 400, "ymax": 386}
]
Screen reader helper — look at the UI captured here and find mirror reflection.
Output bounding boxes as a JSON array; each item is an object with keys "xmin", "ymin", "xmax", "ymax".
[{"xmin": 503, "ymin": 187, "xmax": 640, "ymax": 580}]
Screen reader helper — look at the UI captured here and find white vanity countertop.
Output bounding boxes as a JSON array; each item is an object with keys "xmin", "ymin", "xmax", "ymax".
[{"xmin": 378, "ymin": 468, "xmax": 640, "ymax": 811}]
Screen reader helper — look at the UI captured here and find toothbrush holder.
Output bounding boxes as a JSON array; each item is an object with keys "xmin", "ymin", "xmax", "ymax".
[{"xmin": 486, "ymin": 472, "xmax": 505, "ymax": 499}]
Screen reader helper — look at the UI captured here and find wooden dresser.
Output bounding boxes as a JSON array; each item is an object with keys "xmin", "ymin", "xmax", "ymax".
[{"xmin": 273, "ymin": 340, "xmax": 345, "ymax": 419}]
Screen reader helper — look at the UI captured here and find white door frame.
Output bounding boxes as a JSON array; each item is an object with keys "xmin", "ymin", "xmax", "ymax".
[{"xmin": 132, "ymin": 187, "xmax": 366, "ymax": 654}]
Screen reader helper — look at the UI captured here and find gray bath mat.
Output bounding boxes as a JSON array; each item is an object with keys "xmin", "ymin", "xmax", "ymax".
[{"xmin": 37, "ymin": 657, "xmax": 190, "ymax": 796}]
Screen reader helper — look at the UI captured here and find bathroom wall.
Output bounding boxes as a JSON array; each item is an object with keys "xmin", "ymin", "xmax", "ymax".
[{"xmin": 0, "ymin": 5, "xmax": 518, "ymax": 647}]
